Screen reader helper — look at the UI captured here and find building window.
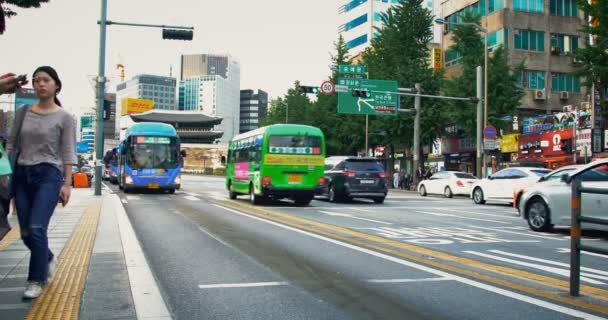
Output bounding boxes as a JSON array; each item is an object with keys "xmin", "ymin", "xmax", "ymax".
[
  {"xmin": 550, "ymin": 0, "xmax": 578, "ymax": 16},
  {"xmin": 518, "ymin": 70, "xmax": 546, "ymax": 89},
  {"xmin": 514, "ymin": 0, "xmax": 544, "ymax": 13},
  {"xmin": 550, "ymin": 34, "xmax": 578, "ymax": 54},
  {"xmin": 514, "ymin": 30, "xmax": 545, "ymax": 52},
  {"xmin": 344, "ymin": 0, "xmax": 367, "ymax": 12},
  {"xmin": 445, "ymin": 0, "xmax": 486, "ymax": 31},
  {"xmin": 551, "ymin": 73, "xmax": 581, "ymax": 92},
  {"xmin": 488, "ymin": 0, "xmax": 504, "ymax": 13},
  {"xmin": 445, "ymin": 50, "xmax": 462, "ymax": 66},
  {"xmin": 345, "ymin": 14, "xmax": 368, "ymax": 31},
  {"xmin": 487, "ymin": 29, "xmax": 508, "ymax": 50},
  {"xmin": 346, "ymin": 34, "xmax": 368, "ymax": 48}
]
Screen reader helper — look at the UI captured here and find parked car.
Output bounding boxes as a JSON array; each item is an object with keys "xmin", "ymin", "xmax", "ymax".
[
  {"xmin": 470, "ymin": 167, "xmax": 551, "ymax": 205},
  {"xmin": 519, "ymin": 159, "xmax": 608, "ymax": 232},
  {"xmin": 316, "ymin": 157, "xmax": 388, "ymax": 204},
  {"xmin": 418, "ymin": 171, "xmax": 478, "ymax": 198},
  {"xmin": 513, "ymin": 165, "xmax": 581, "ymax": 212}
]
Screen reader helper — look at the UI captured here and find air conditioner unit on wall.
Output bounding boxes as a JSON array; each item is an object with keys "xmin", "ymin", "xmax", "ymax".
[
  {"xmin": 560, "ymin": 91, "xmax": 569, "ymax": 100},
  {"xmin": 534, "ymin": 89, "xmax": 546, "ymax": 101}
]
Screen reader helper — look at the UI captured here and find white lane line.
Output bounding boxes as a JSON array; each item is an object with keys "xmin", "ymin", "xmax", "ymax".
[
  {"xmin": 365, "ymin": 277, "xmax": 453, "ymax": 284},
  {"xmin": 0, "ymin": 287, "xmax": 25, "ymax": 292},
  {"xmin": 184, "ymin": 195, "xmax": 200, "ymax": 201},
  {"xmin": 489, "ymin": 250, "xmax": 608, "ymax": 277},
  {"xmin": 464, "ymin": 251, "xmax": 605, "ymax": 285},
  {"xmin": 433, "ymin": 208, "xmax": 519, "ymax": 220},
  {"xmin": 212, "ymin": 204, "xmax": 606, "ymax": 320},
  {"xmin": 415, "ymin": 211, "xmax": 511, "ymax": 225},
  {"xmin": 557, "ymin": 248, "xmax": 608, "ymax": 259},
  {"xmin": 121, "ymin": 198, "xmax": 128, "ymax": 204},
  {"xmin": 112, "ymin": 194, "xmax": 171, "ymax": 319},
  {"xmin": 186, "ymin": 192, "xmax": 201, "ymax": 197},
  {"xmin": 563, "ymin": 236, "xmax": 602, "ymax": 241},
  {"xmin": 350, "ymin": 208, "xmax": 374, "ymax": 213},
  {"xmin": 466, "ymin": 226, "xmax": 564, "ymax": 240},
  {"xmin": 199, "ymin": 282, "xmax": 288, "ymax": 289},
  {"xmin": 318, "ymin": 211, "xmax": 392, "ymax": 225},
  {"xmin": 126, "ymin": 196, "xmax": 141, "ymax": 201},
  {"xmin": 3, "ymin": 274, "xmax": 27, "ymax": 279}
]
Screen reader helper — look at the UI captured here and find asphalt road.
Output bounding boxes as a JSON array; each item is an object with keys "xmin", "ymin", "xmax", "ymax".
[{"xmin": 107, "ymin": 175, "xmax": 608, "ymax": 320}]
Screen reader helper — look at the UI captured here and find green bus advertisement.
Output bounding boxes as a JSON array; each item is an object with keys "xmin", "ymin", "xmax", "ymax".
[{"xmin": 226, "ymin": 124, "xmax": 326, "ymax": 206}]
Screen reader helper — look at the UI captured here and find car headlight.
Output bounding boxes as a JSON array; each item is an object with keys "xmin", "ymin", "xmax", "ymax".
[
  {"xmin": 174, "ymin": 175, "xmax": 181, "ymax": 184},
  {"xmin": 125, "ymin": 174, "xmax": 133, "ymax": 184}
]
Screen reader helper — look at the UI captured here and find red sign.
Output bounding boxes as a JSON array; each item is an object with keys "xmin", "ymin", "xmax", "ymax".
[{"xmin": 518, "ymin": 128, "xmax": 573, "ymax": 160}]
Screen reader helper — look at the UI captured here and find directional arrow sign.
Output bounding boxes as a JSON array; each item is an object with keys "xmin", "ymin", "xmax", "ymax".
[{"xmin": 337, "ymin": 78, "xmax": 399, "ymax": 116}]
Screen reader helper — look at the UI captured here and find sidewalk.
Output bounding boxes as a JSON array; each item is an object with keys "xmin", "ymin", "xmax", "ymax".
[{"xmin": 0, "ymin": 188, "xmax": 170, "ymax": 320}]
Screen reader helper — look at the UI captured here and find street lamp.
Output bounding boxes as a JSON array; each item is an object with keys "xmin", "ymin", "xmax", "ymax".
[{"xmin": 435, "ymin": 17, "xmax": 489, "ymax": 177}]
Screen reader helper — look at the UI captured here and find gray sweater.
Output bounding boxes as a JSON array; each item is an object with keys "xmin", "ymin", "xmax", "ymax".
[{"xmin": 7, "ymin": 105, "xmax": 78, "ymax": 171}]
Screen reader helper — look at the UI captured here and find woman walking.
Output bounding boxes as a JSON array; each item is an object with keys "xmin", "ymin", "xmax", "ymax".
[{"xmin": 7, "ymin": 66, "xmax": 77, "ymax": 298}]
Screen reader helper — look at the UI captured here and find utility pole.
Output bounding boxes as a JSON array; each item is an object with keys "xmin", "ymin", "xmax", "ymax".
[
  {"xmin": 476, "ymin": 66, "xmax": 483, "ymax": 178},
  {"xmin": 95, "ymin": 0, "xmax": 108, "ymax": 196},
  {"xmin": 413, "ymin": 83, "xmax": 421, "ymax": 185}
]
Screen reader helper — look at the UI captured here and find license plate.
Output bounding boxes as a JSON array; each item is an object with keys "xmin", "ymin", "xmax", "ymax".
[
  {"xmin": 360, "ymin": 179, "xmax": 375, "ymax": 184},
  {"xmin": 148, "ymin": 183, "xmax": 160, "ymax": 189},
  {"xmin": 287, "ymin": 174, "xmax": 302, "ymax": 183}
]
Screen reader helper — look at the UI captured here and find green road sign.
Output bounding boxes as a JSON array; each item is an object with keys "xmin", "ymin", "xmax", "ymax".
[
  {"xmin": 337, "ymin": 78, "xmax": 399, "ymax": 116},
  {"xmin": 339, "ymin": 64, "xmax": 367, "ymax": 75}
]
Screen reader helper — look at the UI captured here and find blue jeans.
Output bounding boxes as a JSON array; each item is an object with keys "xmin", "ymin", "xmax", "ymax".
[{"xmin": 13, "ymin": 163, "xmax": 63, "ymax": 283}]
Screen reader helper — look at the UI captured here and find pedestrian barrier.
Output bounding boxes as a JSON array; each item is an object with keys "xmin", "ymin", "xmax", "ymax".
[{"xmin": 567, "ymin": 159, "xmax": 608, "ymax": 296}]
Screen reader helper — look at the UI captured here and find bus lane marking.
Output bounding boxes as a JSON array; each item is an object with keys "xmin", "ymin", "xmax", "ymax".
[
  {"xmin": 432, "ymin": 208, "xmax": 520, "ymax": 220},
  {"xmin": 466, "ymin": 225, "xmax": 565, "ymax": 240},
  {"xmin": 318, "ymin": 211, "xmax": 392, "ymax": 225},
  {"xmin": 212, "ymin": 204, "xmax": 608, "ymax": 320},
  {"xmin": 489, "ymin": 250, "xmax": 608, "ymax": 278},
  {"xmin": 415, "ymin": 211, "xmax": 512, "ymax": 225},
  {"xmin": 557, "ymin": 248, "xmax": 608, "ymax": 259},
  {"xmin": 184, "ymin": 195, "xmax": 200, "ymax": 201}
]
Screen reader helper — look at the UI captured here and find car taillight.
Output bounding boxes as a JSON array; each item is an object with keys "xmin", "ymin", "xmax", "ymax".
[
  {"xmin": 379, "ymin": 172, "xmax": 388, "ymax": 178},
  {"xmin": 262, "ymin": 176, "xmax": 271, "ymax": 186},
  {"xmin": 456, "ymin": 180, "xmax": 464, "ymax": 187},
  {"xmin": 341, "ymin": 171, "xmax": 356, "ymax": 177},
  {"xmin": 318, "ymin": 177, "xmax": 326, "ymax": 185}
]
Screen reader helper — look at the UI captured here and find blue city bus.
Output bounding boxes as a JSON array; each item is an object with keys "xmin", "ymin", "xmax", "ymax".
[
  {"xmin": 109, "ymin": 147, "xmax": 120, "ymax": 184},
  {"xmin": 118, "ymin": 122, "xmax": 182, "ymax": 193}
]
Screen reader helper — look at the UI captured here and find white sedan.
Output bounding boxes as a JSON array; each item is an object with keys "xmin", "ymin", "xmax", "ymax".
[
  {"xmin": 471, "ymin": 167, "xmax": 551, "ymax": 205},
  {"xmin": 418, "ymin": 171, "xmax": 478, "ymax": 198},
  {"xmin": 520, "ymin": 159, "xmax": 608, "ymax": 232}
]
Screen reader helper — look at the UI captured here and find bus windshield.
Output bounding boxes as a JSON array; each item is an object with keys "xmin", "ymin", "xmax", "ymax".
[
  {"xmin": 268, "ymin": 135, "xmax": 322, "ymax": 154},
  {"xmin": 127, "ymin": 136, "xmax": 179, "ymax": 169}
]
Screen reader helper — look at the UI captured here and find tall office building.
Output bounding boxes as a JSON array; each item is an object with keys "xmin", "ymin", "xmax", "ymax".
[
  {"xmin": 440, "ymin": 0, "xmax": 587, "ymax": 113},
  {"xmin": 239, "ymin": 89, "xmax": 268, "ymax": 133},
  {"xmin": 116, "ymin": 74, "xmax": 177, "ymax": 111},
  {"xmin": 339, "ymin": 0, "xmax": 442, "ymax": 57},
  {"xmin": 178, "ymin": 55, "xmax": 240, "ymax": 143}
]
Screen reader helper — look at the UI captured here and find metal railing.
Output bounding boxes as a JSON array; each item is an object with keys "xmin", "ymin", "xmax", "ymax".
[{"xmin": 567, "ymin": 159, "xmax": 608, "ymax": 296}]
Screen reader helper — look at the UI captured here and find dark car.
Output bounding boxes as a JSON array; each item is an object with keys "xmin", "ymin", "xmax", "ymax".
[{"xmin": 316, "ymin": 157, "xmax": 388, "ymax": 204}]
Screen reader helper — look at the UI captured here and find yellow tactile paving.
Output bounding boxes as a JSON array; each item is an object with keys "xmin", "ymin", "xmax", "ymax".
[
  {"xmin": 0, "ymin": 228, "xmax": 20, "ymax": 251},
  {"xmin": 24, "ymin": 205, "xmax": 101, "ymax": 320}
]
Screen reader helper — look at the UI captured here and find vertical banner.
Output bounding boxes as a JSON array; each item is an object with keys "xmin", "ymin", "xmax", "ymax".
[{"xmin": 432, "ymin": 48, "xmax": 442, "ymax": 71}]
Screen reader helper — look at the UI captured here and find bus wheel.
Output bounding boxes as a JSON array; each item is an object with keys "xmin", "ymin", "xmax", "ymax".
[
  {"xmin": 228, "ymin": 182, "xmax": 237, "ymax": 200},
  {"xmin": 168, "ymin": 188, "xmax": 175, "ymax": 194},
  {"xmin": 249, "ymin": 185, "xmax": 262, "ymax": 205},
  {"xmin": 294, "ymin": 195, "xmax": 313, "ymax": 207}
]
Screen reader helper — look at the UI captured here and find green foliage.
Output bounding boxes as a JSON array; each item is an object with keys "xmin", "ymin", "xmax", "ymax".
[
  {"xmin": 572, "ymin": 0, "xmax": 608, "ymax": 108},
  {"xmin": 444, "ymin": 12, "xmax": 523, "ymax": 135},
  {"xmin": 1, "ymin": 0, "xmax": 50, "ymax": 34},
  {"xmin": 213, "ymin": 167, "xmax": 226, "ymax": 176}
]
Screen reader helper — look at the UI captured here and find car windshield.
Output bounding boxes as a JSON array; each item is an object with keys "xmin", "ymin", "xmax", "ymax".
[
  {"xmin": 454, "ymin": 173, "xmax": 477, "ymax": 179},
  {"xmin": 530, "ymin": 169, "xmax": 551, "ymax": 177},
  {"xmin": 345, "ymin": 160, "xmax": 385, "ymax": 172},
  {"xmin": 581, "ymin": 164, "xmax": 608, "ymax": 182}
]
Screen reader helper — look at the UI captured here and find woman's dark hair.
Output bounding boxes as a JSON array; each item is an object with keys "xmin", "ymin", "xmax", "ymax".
[{"xmin": 33, "ymin": 66, "xmax": 62, "ymax": 107}]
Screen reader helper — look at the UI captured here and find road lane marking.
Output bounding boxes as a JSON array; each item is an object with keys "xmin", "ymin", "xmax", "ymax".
[
  {"xmin": 221, "ymin": 200, "xmax": 608, "ymax": 303},
  {"xmin": 464, "ymin": 251, "xmax": 606, "ymax": 285},
  {"xmin": 319, "ymin": 211, "xmax": 392, "ymax": 225},
  {"xmin": 121, "ymin": 198, "xmax": 128, "ymax": 204},
  {"xmin": 0, "ymin": 304, "xmax": 30, "ymax": 310},
  {"xmin": 433, "ymin": 208, "xmax": 519, "ymax": 219},
  {"xmin": 489, "ymin": 250, "xmax": 608, "ymax": 277},
  {"xmin": 199, "ymin": 282, "xmax": 288, "ymax": 289},
  {"xmin": 126, "ymin": 196, "xmax": 140, "ymax": 201},
  {"xmin": 466, "ymin": 225, "xmax": 564, "ymax": 240},
  {"xmin": 365, "ymin": 277, "xmax": 453, "ymax": 284},
  {"xmin": 212, "ymin": 203, "xmax": 608, "ymax": 319},
  {"xmin": 415, "ymin": 211, "xmax": 511, "ymax": 225},
  {"xmin": 184, "ymin": 195, "xmax": 200, "ymax": 201},
  {"xmin": 0, "ymin": 287, "xmax": 25, "ymax": 292},
  {"xmin": 350, "ymin": 208, "xmax": 374, "ymax": 213},
  {"xmin": 3, "ymin": 274, "xmax": 27, "ymax": 279},
  {"xmin": 558, "ymin": 248, "xmax": 608, "ymax": 259}
]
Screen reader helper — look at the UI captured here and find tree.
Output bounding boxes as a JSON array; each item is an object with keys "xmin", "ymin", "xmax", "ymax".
[
  {"xmin": 444, "ymin": 12, "xmax": 524, "ymax": 135},
  {"xmin": 1, "ymin": 0, "xmax": 50, "ymax": 34},
  {"xmin": 572, "ymin": 0, "xmax": 608, "ymax": 106},
  {"xmin": 260, "ymin": 81, "xmax": 313, "ymax": 127},
  {"xmin": 361, "ymin": 0, "xmax": 444, "ymax": 163}
]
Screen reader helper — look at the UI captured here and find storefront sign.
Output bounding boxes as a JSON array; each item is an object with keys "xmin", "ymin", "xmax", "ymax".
[
  {"xmin": 576, "ymin": 129, "xmax": 592, "ymax": 152},
  {"xmin": 522, "ymin": 109, "xmax": 591, "ymax": 134},
  {"xmin": 500, "ymin": 134, "xmax": 519, "ymax": 153},
  {"xmin": 518, "ymin": 128, "xmax": 573, "ymax": 159}
]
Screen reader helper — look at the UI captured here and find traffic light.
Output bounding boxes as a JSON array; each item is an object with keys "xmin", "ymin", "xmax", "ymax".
[
  {"xmin": 103, "ymin": 100, "xmax": 111, "ymax": 121},
  {"xmin": 561, "ymin": 139, "xmax": 573, "ymax": 153},
  {"xmin": 352, "ymin": 89, "xmax": 370, "ymax": 97},
  {"xmin": 162, "ymin": 29, "xmax": 194, "ymax": 40},
  {"xmin": 297, "ymin": 85, "xmax": 319, "ymax": 94}
]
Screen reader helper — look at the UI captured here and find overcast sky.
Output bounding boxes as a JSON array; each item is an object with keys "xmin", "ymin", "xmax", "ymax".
[{"xmin": 0, "ymin": 0, "xmax": 341, "ymax": 116}]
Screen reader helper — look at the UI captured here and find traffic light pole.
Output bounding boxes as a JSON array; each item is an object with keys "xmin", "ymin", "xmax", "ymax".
[
  {"xmin": 413, "ymin": 84, "xmax": 421, "ymax": 186},
  {"xmin": 476, "ymin": 66, "xmax": 483, "ymax": 178},
  {"xmin": 95, "ymin": 0, "xmax": 108, "ymax": 196}
]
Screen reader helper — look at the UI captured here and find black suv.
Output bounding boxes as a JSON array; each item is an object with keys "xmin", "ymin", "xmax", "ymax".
[{"xmin": 316, "ymin": 157, "xmax": 388, "ymax": 204}]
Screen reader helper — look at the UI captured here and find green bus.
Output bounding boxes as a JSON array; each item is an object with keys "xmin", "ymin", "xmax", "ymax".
[{"xmin": 226, "ymin": 124, "xmax": 326, "ymax": 206}]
